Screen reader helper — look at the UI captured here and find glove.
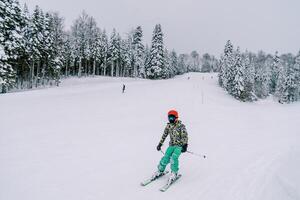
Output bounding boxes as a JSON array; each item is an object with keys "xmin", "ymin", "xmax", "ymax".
[
  {"xmin": 181, "ymin": 144, "xmax": 188, "ymax": 153},
  {"xmin": 157, "ymin": 143, "xmax": 162, "ymax": 151}
]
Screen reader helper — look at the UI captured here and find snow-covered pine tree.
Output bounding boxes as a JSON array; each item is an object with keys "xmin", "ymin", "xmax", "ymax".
[
  {"xmin": 0, "ymin": 0, "xmax": 24, "ymax": 92},
  {"xmin": 16, "ymin": 3, "xmax": 32, "ymax": 89},
  {"xmin": 178, "ymin": 54, "xmax": 187, "ymax": 75},
  {"xmin": 284, "ymin": 67, "xmax": 298, "ymax": 103},
  {"xmin": 201, "ymin": 53, "xmax": 212, "ymax": 72},
  {"xmin": 21, "ymin": 4, "xmax": 37, "ymax": 88},
  {"xmin": 224, "ymin": 41, "xmax": 236, "ymax": 94},
  {"xmin": 108, "ymin": 28, "xmax": 121, "ymax": 77},
  {"xmin": 61, "ymin": 32, "xmax": 73, "ymax": 77},
  {"xmin": 147, "ymin": 24, "xmax": 165, "ymax": 79},
  {"xmin": 170, "ymin": 50, "xmax": 179, "ymax": 77},
  {"xmin": 190, "ymin": 51, "xmax": 200, "ymax": 72},
  {"xmin": 86, "ymin": 16, "xmax": 100, "ymax": 76},
  {"xmin": 277, "ymin": 53, "xmax": 299, "ymax": 103},
  {"xmin": 275, "ymin": 61, "xmax": 289, "ymax": 103},
  {"xmin": 162, "ymin": 48, "xmax": 170, "ymax": 79},
  {"xmin": 294, "ymin": 51, "xmax": 300, "ymax": 100},
  {"xmin": 231, "ymin": 47, "xmax": 246, "ymax": 100},
  {"xmin": 243, "ymin": 52, "xmax": 256, "ymax": 101},
  {"xmin": 269, "ymin": 51, "xmax": 280, "ymax": 94},
  {"xmin": 38, "ymin": 12, "xmax": 64, "ymax": 86},
  {"xmin": 71, "ymin": 11, "xmax": 90, "ymax": 77},
  {"xmin": 218, "ymin": 56, "xmax": 225, "ymax": 87},
  {"xmin": 43, "ymin": 12, "xmax": 54, "ymax": 85},
  {"xmin": 143, "ymin": 44, "xmax": 151, "ymax": 78},
  {"xmin": 218, "ymin": 40, "xmax": 234, "ymax": 89},
  {"xmin": 211, "ymin": 56, "xmax": 219, "ymax": 72},
  {"xmin": 0, "ymin": 46, "xmax": 16, "ymax": 93},
  {"xmin": 253, "ymin": 51, "xmax": 270, "ymax": 98},
  {"xmin": 132, "ymin": 26, "xmax": 144, "ymax": 77},
  {"xmin": 98, "ymin": 30, "xmax": 109, "ymax": 76},
  {"xmin": 30, "ymin": 6, "xmax": 46, "ymax": 86}
]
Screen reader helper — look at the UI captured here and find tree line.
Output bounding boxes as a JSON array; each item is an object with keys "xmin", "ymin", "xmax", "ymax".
[
  {"xmin": 218, "ymin": 40, "xmax": 300, "ymax": 103},
  {"xmin": 0, "ymin": 0, "xmax": 217, "ymax": 93}
]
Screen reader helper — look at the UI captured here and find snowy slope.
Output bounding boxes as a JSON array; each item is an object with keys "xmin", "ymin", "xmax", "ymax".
[{"xmin": 1, "ymin": 73, "xmax": 300, "ymax": 200}]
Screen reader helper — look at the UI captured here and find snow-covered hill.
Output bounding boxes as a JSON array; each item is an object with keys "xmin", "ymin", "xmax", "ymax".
[{"xmin": 1, "ymin": 73, "xmax": 299, "ymax": 200}]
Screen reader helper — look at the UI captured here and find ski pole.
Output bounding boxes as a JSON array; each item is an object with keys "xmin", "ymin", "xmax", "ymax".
[
  {"xmin": 160, "ymin": 150, "xmax": 165, "ymax": 155},
  {"xmin": 186, "ymin": 150, "xmax": 206, "ymax": 159}
]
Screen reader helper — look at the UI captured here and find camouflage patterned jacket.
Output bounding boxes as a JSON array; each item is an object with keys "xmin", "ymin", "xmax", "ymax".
[{"xmin": 159, "ymin": 120, "xmax": 188, "ymax": 147}]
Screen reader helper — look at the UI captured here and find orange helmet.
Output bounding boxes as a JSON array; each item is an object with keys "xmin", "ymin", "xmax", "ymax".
[{"xmin": 168, "ymin": 110, "xmax": 178, "ymax": 118}]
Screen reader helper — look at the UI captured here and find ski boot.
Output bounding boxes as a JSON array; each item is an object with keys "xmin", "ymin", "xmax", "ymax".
[
  {"xmin": 168, "ymin": 171, "xmax": 178, "ymax": 184},
  {"xmin": 152, "ymin": 170, "xmax": 164, "ymax": 179}
]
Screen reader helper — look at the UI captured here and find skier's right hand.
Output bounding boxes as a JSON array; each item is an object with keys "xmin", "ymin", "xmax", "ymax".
[{"xmin": 157, "ymin": 143, "xmax": 162, "ymax": 151}]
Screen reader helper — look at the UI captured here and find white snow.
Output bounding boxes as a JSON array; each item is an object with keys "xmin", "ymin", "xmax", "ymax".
[{"xmin": 0, "ymin": 73, "xmax": 299, "ymax": 200}]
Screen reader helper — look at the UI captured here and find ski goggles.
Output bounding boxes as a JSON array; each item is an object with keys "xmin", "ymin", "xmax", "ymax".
[{"xmin": 168, "ymin": 115, "xmax": 176, "ymax": 122}]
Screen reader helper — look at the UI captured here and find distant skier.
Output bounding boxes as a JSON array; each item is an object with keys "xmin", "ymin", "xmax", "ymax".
[
  {"xmin": 154, "ymin": 110, "xmax": 188, "ymax": 182},
  {"xmin": 122, "ymin": 84, "xmax": 126, "ymax": 93}
]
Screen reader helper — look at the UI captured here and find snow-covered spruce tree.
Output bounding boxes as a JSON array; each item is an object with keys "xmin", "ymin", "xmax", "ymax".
[
  {"xmin": 108, "ymin": 29, "xmax": 121, "ymax": 77},
  {"xmin": 243, "ymin": 52, "xmax": 256, "ymax": 101},
  {"xmin": 32, "ymin": 6, "xmax": 43, "ymax": 86},
  {"xmin": 269, "ymin": 51, "xmax": 280, "ymax": 94},
  {"xmin": 143, "ymin": 44, "xmax": 151, "ymax": 77},
  {"xmin": 190, "ymin": 51, "xmax": 200, "ymax": 72},
  {"xmin": 86, "ymin": 16, "xmax": 100, "ymax": 76},
  {"xmin": 253, "ymin": 51, "xmax": 270, "ymax": 98},
  {"xmin": 0, "ymin": 0, "xmax": 24, "ymax": 92},
  {"xmin": 162, "ymin": 48, "xmax": 171, "ymax": 79},
  {"xmin": 147, "ymin": 24, "xmax": 165, "ymax": 79},
  {"xmin": 275, "ymin": 61, "xmax": 289, "ymax": 103},
  {"xmin": 218, "ymin": 40, "xmax": 234, "ymax": 89},
  {"xmin": 44, "ymin": 12, "xmax": 65, "ymax": 86},
  {"xmin": 120, "ymin": 38, "xmax": 131, "ymax": 77},
  {"xmin": 123, "ymin": 30, "xmax": 135, "ymax": 77},
  {"xmin": 178, "ymin": 54, "xmax": 188, "ymax": 74},
  {"xmin": 218, "ymin": 56, "xmax": 225, "ymax": 87},
  {"xmin": 30, "ymin": 6, "xmax": 55, "ymax": 87},
  {"xmin": 98, "ymin": 30, "xmax": 109, "ymax": 76},
  {"xmin": 294, "ymin": 51, "xmax": 300, "ymax": 100},
  {"xmin": 211, "ymin": 56, "xmax": 219, "ymax": 72},
  {"xmin": 170, "ymin": 50, "xmax": 179, "ymax": 76},
  {"xmin": 284, "ymin": 66, "xmax": 298, "ymax": 103},
  {"xmin": 276, "ymin": 53, "xmax": 299, "ymax": 103},
  {"xmin": 132, "ymin": 26, "xmax": 144, "ymax": 77},
  {"xmin": 230, "ymin": 48, "xmax": 246, "ymax": 100},
  {"xmin": 224, "ymin": 42, "xmax": 236, "ymax": 94},
  {"xmin": 0, "ymin": 46, "xmax": 16, "ymax": 93},
  {"xmin": 93, "ymin": 30, "xmax": 104, "ymax": 76},
  {"xmin": 22, "ymin": 4, "xmax": 37, "ymax": 88},
  {"xmin": 201, "ymin": 53, "xmax": 212, "ymax": 72},
  {"xmin": 16, "ymin": 4, "xmax": 32, "ymax": 89},
  {"xmin": 61, "ymin": 32, "xmax": 73, "ymax": 77},
  {"xmin": 71, "ymin": 11, "xmax": 89, "ymax": 77}
]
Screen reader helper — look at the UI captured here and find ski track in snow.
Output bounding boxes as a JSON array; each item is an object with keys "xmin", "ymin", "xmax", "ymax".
[{"xmin": 0, "ymin": 73, "xmax": 300, "ymax": 200}]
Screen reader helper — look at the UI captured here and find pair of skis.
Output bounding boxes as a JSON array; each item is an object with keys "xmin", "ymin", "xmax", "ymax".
[{"xmin": 140, "ymin": 171, "xmax": 182, "ymax": 192}]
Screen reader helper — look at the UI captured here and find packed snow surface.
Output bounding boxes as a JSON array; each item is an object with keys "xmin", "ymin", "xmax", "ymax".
[{"xmin": 1, "ymin": 73, "xmax": 299, "ymax": 200}]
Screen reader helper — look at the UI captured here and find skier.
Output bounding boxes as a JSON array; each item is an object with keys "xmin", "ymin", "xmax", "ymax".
[
  {"xmin": 122, "ymin": 84, "xmax": 126, "ymax": 93},
  {"xmin": 154, "ymin": 110, "xmax": 188, "ymax": 183}
]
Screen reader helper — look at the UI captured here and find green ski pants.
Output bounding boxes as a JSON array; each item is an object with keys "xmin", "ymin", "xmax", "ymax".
[{"xmin": 158, "ymin": 145, "xmax": 182, "ymax": 173}]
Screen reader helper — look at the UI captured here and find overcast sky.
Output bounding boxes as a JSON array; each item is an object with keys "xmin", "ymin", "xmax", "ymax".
[{"xmin": 19, "ymin": 0, "xmax": 300, "ymax": 56}]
